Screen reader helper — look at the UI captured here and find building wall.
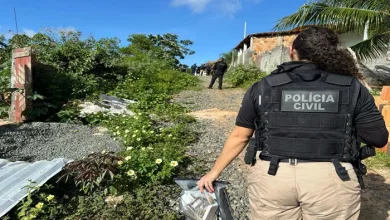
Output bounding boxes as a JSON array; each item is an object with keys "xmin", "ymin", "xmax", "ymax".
[
  {"xmin": 256, "ymin": 45, "xmax": 291, "ymax": 73},
  {"xmin": 252, "ymin": 35, "xmax": 297, "ymax": 56},
  {"xmin": 339, "ymin": 31, "xmax": 364, "ymax": 47}
]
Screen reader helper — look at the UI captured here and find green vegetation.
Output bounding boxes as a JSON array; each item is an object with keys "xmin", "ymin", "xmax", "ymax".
[
  {"xmin": 1, "ymin": 29, "xmax": 200, "ymax": 219},
  {"xmin": 365, "ymin": 152, "xmax": 390, "ymax": 169},
  {"xmin": 275, "ymin": 0, "xmax": 390, "ymax": 60},
  {"xmin": 225, "ymin": 64, "xmax": 267, "ymax": 88}
]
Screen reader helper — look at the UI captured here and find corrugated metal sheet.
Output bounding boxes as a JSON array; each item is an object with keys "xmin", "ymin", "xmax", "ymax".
[{"xmin": 0, "ymin": 158, "xmax": 70, "ymax": 217}]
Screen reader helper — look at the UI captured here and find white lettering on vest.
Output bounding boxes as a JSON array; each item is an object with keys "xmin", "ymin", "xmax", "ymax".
[
  {"xmin": 313, "ymin": 94, "xmax": 321, "ymax": 102},
  {"xmin": 293, "ymin": 94, "xmax": 300, "ymax": 102},
  {"xmin": 294, "ymin": 103, "xmax": 301, "ymax": 110},
  {"xmin": 326, "ymin": 95, "xmax": 335, "ymax": 102},
  {"xmin": 285, "ymin": 94, "xmax": 292, "ymax": 102}
]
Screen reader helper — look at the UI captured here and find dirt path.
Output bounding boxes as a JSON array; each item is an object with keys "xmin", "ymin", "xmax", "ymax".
[{"xmin": 174, "ymin": 76, "xmax": 390, "ymax": 220}]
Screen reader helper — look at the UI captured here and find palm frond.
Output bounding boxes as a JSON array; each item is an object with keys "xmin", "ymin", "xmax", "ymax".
[
  {"xmin": 351, "ymin": 31, "xmax": 390, "ymax": 60},
  {"xmin": 275, "ymin": 1, "xmax": 389, "ymax": 33}
]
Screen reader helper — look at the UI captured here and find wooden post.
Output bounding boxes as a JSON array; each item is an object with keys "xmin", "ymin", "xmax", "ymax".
[{"xmin": 9, "ymin": 47, "xmax": 32, "ymax": 123}]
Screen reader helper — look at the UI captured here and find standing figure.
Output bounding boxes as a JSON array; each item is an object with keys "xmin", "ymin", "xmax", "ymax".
[
  {"xmin": 198, "ymin": 27, "xmax": 388, "ymax": 220},
  {"xmin": 208, "ymin": 58, "xmax": 228, "ymax": 90}
]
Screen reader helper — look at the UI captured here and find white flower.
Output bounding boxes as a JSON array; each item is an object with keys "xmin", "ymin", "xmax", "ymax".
[
  {"xmin": 127, "ymin": 147, "xmax": 133, "ymax": 151},
  {"xmin": 122, "ymin": 121, "xmax": 126, "ymax": 124},
  {"xmin": 116, "ymin": 131, "xmax": 121, "ymax": 135},
  {"xmin": 124, "ymin": 140, "xmax": 127, "ymax": 144},
  {"xmin": 150, "ymin": 131, "xmax": 155, "ymax": 134},
  {"xmin": 125, "ymin": 129, "xmax": 130, "ymax": 133},
  {"xmin": 170, "ymin": 161, "xmax": 178, "ymax": 167},
  {"xmin": 127, "ymin": 170, "xmax": 135, "ymax": 176},
  {"xmin": 156, "ymin": 159, "xmax": 162, "ymax": 164},
  {"xmin": 115, "ymin": 126, "xmax": 120, "ymax": 129},
  {"xmin": 141, "ymin": 147, "xmax": 146, "ymax": 151},
  {"xmin": 132, "ymin": 134, "xmax": 137, "ymax": 138},
  {"xmin": 101, "ymin": 150, "xmax": 107, "ymax": 154},
  {"xmin": 125, "ymin": 156, "xmax": 131, "ymax": 161},
  {"xmin": 134, "ymin": 116, "xmax": 139, "ymax": 120},
  {"xmin": 135, "ymin": 130, "xmax": 139, "ymax": 133},
  {"xmin": 147, "ymin": 147, "xmax": 153, "ymax": 150},
  {"xmin": 137, "ymin": 138, "xmax": 141, "ymax": 142},
  {"xmin": 117, "ymin": 161, "xmax": 124, "ymax": 166},
  {"xmin": 168, "ymin": 134, "xmax": 172, "ymax": 137}
]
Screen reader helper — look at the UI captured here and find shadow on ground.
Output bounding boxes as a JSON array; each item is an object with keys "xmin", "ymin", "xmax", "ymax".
[{"xmin": 360, "ymin": 172, "xmax": 390, "ymax": 220}]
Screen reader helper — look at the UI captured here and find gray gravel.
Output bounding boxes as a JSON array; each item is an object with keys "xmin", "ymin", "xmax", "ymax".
[
  {"xmin": 175, "ymin": 76, "xmax": 250, "ymax": 220},
  {"xmin": 0, "ymin": 122, "xmax": 120, "ymax": 161}
]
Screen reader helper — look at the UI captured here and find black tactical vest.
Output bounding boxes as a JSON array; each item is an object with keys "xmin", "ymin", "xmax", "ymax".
[{"xmin": 254, "ymin": 68, "xmax": 361, "ymax": 181}]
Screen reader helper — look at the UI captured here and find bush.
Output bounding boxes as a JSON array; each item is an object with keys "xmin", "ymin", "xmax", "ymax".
[
  {"xmin": 3, "ymin": 31, "xmax": 200, "ymax": 219},
  {"xmin": 225, "ymin": 64, "xmax": 267, "ymax": 88},
  {"xmin": 0, "ymin": 62, "xmax": 11, "ymax": 118}
]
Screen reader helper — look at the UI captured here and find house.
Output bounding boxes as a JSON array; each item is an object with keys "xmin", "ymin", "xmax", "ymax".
[{"xmin": 232, "ymin": 26, "xmax": 371, "ymax": 74}]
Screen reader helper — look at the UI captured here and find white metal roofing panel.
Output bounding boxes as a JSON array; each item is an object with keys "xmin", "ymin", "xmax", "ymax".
[{"xmin": 0, "ymin": 158, "xmax": 70, "ymax": 217}]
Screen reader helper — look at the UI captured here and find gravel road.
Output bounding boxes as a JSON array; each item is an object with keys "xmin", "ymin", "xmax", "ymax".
[
  {"xmin": 174, "ymin": 76, "xmax": 251, "ymax": 220},
  {"xmin": 0, "ymin": 122, "xmax": 120, "ymax": 161}
]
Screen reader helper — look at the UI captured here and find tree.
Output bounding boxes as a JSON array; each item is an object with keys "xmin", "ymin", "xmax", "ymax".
[
  {"xmin": 220, "ymin": 50, "xmax": 237, "ymax": 66},
  {"xmin": 123, "ymin": 33, "xmax": 195, "ymax": 66},
  {"xmin": 275, "ymin": 0, "xmax": 390, "ymax": 60}
]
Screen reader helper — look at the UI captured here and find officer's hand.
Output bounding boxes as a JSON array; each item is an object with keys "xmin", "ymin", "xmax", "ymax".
[{"xmin": 197, "ymin": 170, "xmax": 219, "ymax": 193}]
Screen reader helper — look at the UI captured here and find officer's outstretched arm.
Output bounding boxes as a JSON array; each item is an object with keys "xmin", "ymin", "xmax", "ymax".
[{"xmin": 198, "ymin": 126, "xmax": 254, "ymax": 193}]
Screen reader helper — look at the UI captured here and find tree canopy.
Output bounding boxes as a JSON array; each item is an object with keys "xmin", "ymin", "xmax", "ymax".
[{"xmin": 275, "ymin": 0, "xmax": 390, "ymax": 60}]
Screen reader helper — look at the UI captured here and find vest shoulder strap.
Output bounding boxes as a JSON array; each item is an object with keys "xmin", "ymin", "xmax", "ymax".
[
  {"xmin": 350, "ymin": 78, "xmax": 361, "ymax": 112},
  {"xmin": 325, "ymin": 73, "xmax": 353, "ymax": 86},
  {"xmin": 265, "ymin": 73, "xmax": 292, "ymax": 87}
]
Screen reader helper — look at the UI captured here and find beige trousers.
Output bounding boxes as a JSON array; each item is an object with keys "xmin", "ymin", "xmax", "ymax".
[{"xmin": 248, "ymin": 160, "xmax": 361, "ymax": 220}]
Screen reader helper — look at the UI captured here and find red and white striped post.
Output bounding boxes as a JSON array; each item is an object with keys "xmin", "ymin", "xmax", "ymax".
[{"xmin": 9, "ymin": 47, "xmax": 33, "ymax": 123}]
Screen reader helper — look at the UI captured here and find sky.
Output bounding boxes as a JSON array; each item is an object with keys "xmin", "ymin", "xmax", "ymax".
[{"xmin": 0, "ymin": 0, "xmax": 307, "ymax": 66}]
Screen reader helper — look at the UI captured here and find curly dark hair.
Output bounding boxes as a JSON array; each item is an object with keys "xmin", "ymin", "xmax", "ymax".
[{"xmin": 292, "ymin": 27, "xmax": 363, "ymax": 79}]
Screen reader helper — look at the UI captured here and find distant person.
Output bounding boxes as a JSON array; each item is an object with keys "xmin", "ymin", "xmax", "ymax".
[
  {"xmin": 208, "ymin": 58, "xmax": 228, "ymax": 90},
  {"xmin": 195, "ymin": 67, "xmax": 201, "ymax": 76},
  {"xmin": 191, "ymin": 64, "xmax": 197, "ymax": 75}
]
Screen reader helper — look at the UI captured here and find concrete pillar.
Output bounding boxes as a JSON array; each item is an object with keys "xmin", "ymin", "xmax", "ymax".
[
  {"xmin": 243, "ymin": 44, "xmax": 247, "ymax": 64},
  {"xmin": 250, "ymin": 37, "xmax": 254, "ymax": 51},
  {"xmin": 364, "ymin": 22, "xmax": 369, "ymax": 41},
  {"xmin": 10, "ymin": 47, "xmax": 32, "ymax": 123}
]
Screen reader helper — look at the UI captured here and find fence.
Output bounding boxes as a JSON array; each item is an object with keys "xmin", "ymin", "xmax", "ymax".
[{"xmin": 232, "ymin": 45, "xmax": 290, "ymax": 74}]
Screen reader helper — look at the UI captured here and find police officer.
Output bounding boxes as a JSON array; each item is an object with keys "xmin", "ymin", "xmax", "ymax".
[
  {"xmin": 198, "ymin": 27, "xmax": 389, "ymax": 219},
  {"xmin": 208, "ymin": 58, "xmax": 228, "ymax": 90}
]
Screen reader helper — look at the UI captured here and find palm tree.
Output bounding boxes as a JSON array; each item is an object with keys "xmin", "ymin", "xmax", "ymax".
[{"xmin": 275, "ymin": 0, "xmax": 390, "ymax": 60}]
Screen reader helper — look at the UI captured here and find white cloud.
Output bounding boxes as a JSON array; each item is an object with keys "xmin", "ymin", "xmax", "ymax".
[
  {"xmin": 23, "ymin": 28, "xmax": 36, "ymax": 37},
  {"xmin": 171, "ymin": 0, "xmax": 262, "ymax": 16},
  {"xmin": 171, "ymin": 0, "xmax": 212, "ymax": 13},
  {"xmin": 219, "ymin": 0, "xmax": 242, "ymax": 17}
]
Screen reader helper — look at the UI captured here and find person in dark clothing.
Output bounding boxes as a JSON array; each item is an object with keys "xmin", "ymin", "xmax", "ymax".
[
  {"xmin": 208, "ymin": 58, "xmax": 228, "ymax": 90},
  {"xmin": 191, "ymin": 63, "xmax": 197, "ymax": 75},
  {"xmin": 198, "ymin": 27, "xmax": 388, "ymax": 219}
]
